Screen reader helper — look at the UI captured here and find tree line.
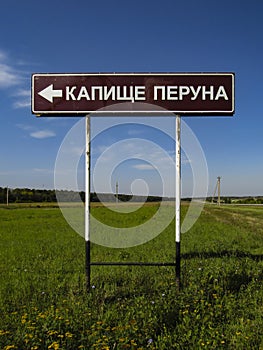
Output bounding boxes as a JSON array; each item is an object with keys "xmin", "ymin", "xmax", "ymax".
[
  {"xmin": 2, "ymin": 188, "xmax": 262, "ymax": 205},
  {"xmin": 0, "ymin": 187, "xmax": 164, "ymax": 204}
]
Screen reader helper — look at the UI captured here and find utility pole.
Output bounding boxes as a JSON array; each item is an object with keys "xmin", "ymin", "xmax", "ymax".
[
  {"xmin": 6, "ymin": 187, "xmax": 9, "ymax": 206},
  {"xmin": 116, "ymin": 181, "xmax": 119, "ymax": 203},
  {"xmin": 217, "ymin": 176, "xmax": 221, "ymax": 206},
  {"xmin": 212, "ymin": 177, "xmax": 221, "ymax": 205}
]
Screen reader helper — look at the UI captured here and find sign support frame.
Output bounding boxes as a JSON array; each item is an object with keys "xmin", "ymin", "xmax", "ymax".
[
  {"xmin": 175, "ymin": 115, "xmax": 181, "ymax": 290},
  {"xmin": 84, "ymin": 114, "xmax": 182, "ymax": 292},
  {"xmin": 85, "ymin": 115, "xmax": 91, "ymax": 291}
]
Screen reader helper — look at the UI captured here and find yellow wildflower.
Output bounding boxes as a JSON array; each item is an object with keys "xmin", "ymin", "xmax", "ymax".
[
  {"xmin": 65, "ymin": 332, "xmax": 73, "ymax": 338},
  {"xmin": 48, "ymin": 342, "xmax": 60, "ymax": 350},
  {"xmin": 0, "ymin": 330, "xmax": 10, "ymax": 336},
  {"xmin": 47, "ymin": 330, "xmax": 58, "ymax": 336}
]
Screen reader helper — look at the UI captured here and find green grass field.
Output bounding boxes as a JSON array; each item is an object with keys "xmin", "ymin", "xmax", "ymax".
[{"xmin": 0, "ymin": 203, "xmax": 262, "ymax": 349}]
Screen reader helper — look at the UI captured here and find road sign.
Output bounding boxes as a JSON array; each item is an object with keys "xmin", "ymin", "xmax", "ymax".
[{"xmin": 32, "ymin": 73, "xmax": 235, "ymax": 116}]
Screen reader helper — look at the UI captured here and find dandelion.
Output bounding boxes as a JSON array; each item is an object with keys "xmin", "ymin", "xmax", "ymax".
[
  {"xmin": 25, "ymin": 334, "xmax": 33, "ymax": 339},
  {"xmin": 92, "ymin": 285, "xmax": 96, "ymax": 289},
  {"xmin": 48, "ymin": 342, "xmax": 60, "ymax": 350},
  {"xmin": 47, "ymin": 330, "xmax": 58, "ymax": 336},
  {"xmin": 21, "ymin": 314, "xmax": 28, "ymax": 325},
  {"xmin": 65, "ymin": 332, "xmax": 73, "ymax": 338},
  {"xmin": 148, "ymin": 338, "xmax": 153, "ymax": 344}
]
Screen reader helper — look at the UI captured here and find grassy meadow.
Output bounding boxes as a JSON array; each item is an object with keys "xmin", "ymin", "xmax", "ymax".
[{"xmin": 0, "ymin": 202, "xmax": 262, "ymax": 349}]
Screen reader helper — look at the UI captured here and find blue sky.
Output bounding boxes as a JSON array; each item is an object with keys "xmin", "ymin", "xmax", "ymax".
[{"xmin": 0, "ymin": 0, "xmax": 263, "ymax": 197}]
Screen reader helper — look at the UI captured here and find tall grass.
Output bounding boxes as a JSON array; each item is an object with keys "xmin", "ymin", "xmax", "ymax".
[{"xmin": 0, "ymin": 203, "xmax": 262, "ymax": 349}]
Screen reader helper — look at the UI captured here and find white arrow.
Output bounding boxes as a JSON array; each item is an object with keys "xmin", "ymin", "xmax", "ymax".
[{"xmin": 38, "ymin": 84, "xmax": 63, "ymax": 103}]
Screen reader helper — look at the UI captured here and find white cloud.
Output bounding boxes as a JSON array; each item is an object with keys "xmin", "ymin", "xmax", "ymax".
[
  {"xmin": 0, "ymin": 50, "xmax": 7, "ymax": 61},
  {"xmin": 12, "ymin": 89, "xmax": 31, "ymax": 108},
  {"xmin": 30, "ymin": 130, "xmax": 56, "ymax": 139},
  {"xmin": 69, "ymin": 146, "xmax": 84, "ymax": 156},
  {"xmin": 13, "ymin": 100, "xmax": 31, "ymax": 108},
  {"xmin": 0, "ymin": 49, "xmax": 31, "ymax": 108},
  {"xmin": 133, "ymin": 163, "xmax": 155, "ymax": 170},
  {"xmin": 17, "ymin": 124, "xmax": 56, "ymax": 139},
  {"xmin": 182, "ymin": 154, "xmax": 191, "ymax": 165},
  {"xmin": 16, "ymin": 123, "xmax": 33, "ymax": 131},
  {"xmin": 127, "ymin": 129, "xmax": 145, "ymax": 136},
  {"xmin": 0, "ymin": 170, "xmax": 17, "ymax": 176},
  {"xmin": 0, "ymin": 50, "xmax": 23, "ymax": 88},
  {"xmin": 0, "ymin": 63, "xmax": 18, "ymax": 88},
  {"xmin": 14, "ymin": 88, "xmax": 30, "ymax": 97},
  {"xmin": 33, "ymin": 168, "xmax": 53, "ymax": 174}
]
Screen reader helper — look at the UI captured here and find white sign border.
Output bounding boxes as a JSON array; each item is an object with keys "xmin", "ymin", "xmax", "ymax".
[{"xmin": 32, "ymin": 72, "xmax": 235, "ymax": 116}]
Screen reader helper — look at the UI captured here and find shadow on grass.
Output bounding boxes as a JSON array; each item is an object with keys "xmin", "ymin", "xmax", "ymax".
[
  {"xmin": 182, "ymin": 250, "xmax": 262, "ymax": 293},
  {"xmin": 182, "ymin": 249, "xmax": 262, "ymax": 261}
]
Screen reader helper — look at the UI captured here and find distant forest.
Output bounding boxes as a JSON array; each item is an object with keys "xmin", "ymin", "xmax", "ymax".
[
  {"xmin": 1, "ymin": 187, "xmax": 263, "ymax": 205},
  {"xmin": 0, "ymin": 187, "xmax": 165, "ymax": 204}
]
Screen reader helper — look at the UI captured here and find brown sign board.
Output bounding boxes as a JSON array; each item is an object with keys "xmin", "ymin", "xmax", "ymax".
[{"xmin": 32, "ymin": 73, "xmax": 235, "ymax": 116}]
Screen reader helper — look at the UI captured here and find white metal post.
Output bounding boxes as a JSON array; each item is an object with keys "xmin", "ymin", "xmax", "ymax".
[
  {"xmin": 85, "ymin": 116, "xmax": 91, "ymax": 290},
  {"xmin": 175, "ymin": 115, "xmax": 181, "ymax": 289}
]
